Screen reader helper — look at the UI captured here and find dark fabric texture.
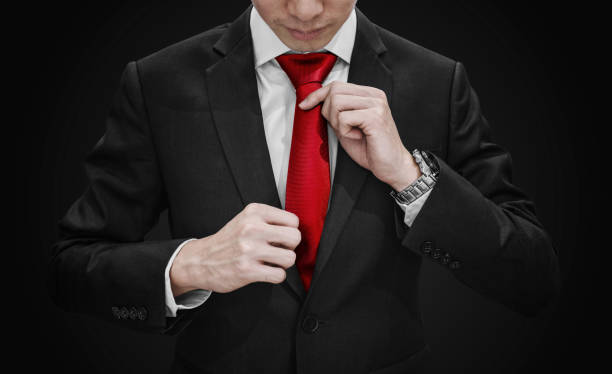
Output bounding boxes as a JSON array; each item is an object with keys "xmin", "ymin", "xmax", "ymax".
[{"xmin": 48, "ymin": 4, "xmax": 560, "ymax": 373}]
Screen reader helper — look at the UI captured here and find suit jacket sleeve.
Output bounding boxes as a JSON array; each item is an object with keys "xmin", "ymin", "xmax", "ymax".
[
  {"xmin": 395, "ymin": 61, "xmax": 561, "ymax": 316},
  {"xmin": 48, "ymin": 61, "xmax": 197, "ymax": 335}
]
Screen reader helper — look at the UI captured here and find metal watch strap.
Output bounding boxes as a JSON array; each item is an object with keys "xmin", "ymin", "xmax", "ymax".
[{"xmin": 389, "ymin": 149, "xmax": 438, "ymax": 205}]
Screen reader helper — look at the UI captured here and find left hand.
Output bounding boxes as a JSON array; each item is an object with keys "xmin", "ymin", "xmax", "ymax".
[{"xmin": 299, "ymin": 81, "xmax": 421, "ymax": 191}]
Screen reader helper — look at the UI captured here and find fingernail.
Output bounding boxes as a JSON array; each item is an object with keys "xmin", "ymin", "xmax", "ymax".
[{"xmin": 298, "ymin": 100, "xmax": 306, "ymax": 109}]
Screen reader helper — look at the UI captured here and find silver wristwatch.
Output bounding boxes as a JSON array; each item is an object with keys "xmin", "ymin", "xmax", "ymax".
[{"xmin": 389, "ymin": 149, "xmax": 439, "ymax": 205}]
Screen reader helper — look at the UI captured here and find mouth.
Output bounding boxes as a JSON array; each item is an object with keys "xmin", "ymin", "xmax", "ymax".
[{"xmin": 287, "ymin": 26, "xmax": 326, "ymax": 41}]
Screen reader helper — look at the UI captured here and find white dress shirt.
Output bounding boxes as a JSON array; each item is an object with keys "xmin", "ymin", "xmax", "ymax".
[{"xmin": 164, "ymin": 5, "xmax": 434, "ymax": 317}]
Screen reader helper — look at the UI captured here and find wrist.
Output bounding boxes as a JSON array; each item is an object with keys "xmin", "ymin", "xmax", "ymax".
[
  {"xmin": 170, "ymin": 239, "xmax": 201, "ymax": 297},
  {"xmin": 388, "ymin": 150, "xmax": 422, "ymax": 192}
]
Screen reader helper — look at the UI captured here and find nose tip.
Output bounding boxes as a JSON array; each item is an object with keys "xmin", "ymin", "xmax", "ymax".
[{"xmin": 288, "ymin": 0, "xmax": 324, "ymax": 22}]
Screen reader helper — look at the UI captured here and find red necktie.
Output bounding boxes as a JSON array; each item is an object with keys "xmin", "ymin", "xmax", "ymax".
[{"xmin": 275, "ymin": 52, "xmax": 337, "ymax": 291}]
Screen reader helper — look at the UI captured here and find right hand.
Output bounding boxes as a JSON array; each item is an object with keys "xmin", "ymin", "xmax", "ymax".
[{"xmin": 170, "ymin": 203, "xmax": 301, "ymax": 296}]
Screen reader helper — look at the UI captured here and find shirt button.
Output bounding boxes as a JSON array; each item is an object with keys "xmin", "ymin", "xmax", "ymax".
[{"xmin": 301, "ymin": 315, "xmax": 319, "ymax": 334}]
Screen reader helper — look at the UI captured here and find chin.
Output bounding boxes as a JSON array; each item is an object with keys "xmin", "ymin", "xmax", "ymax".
[
  {"xmin": 292, "ymin": 43, "xmax": 324, "ymax": 52},
  {"xmin": 284, "ymin": 35, "xmax": 331, "ymax": 52}
]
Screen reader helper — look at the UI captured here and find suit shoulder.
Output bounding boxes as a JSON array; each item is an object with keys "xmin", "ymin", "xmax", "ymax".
[
  {"xmin": 375, "ymin": 25, "xmax": 456, "ymax": 73},
  {"xmin": 135, "ymin": 22, "xmax": 230, "ymax": 75}
]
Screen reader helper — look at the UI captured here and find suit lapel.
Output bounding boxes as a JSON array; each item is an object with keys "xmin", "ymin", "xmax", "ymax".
[
  {"xmin": 205, "ymin": 5, "xmax": 306, "ymax": 300},
  {"xmin": 309, "ymin": 7, "xmax": 393, "ymax": 291},
  {"xmin": 205, "ymin": 5, "xmax": 278, "ymax": 209},
  {"xmin": 205, "ymin": 5, "xmax": 391, "ymax": 301}
]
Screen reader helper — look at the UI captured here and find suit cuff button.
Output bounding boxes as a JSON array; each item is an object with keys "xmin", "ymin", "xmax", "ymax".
[
  {"xmin": 128, "ymin": 307, "xmax": 139, "ymax": 320},
  {"xmin": 420, "ymin": 241, "xmax": 433, "ymax": 255},
  {"xmin": 431, "ymin": 248, "xmax": 441, "ymax": 260},
  {"xmin": 111, "ymin": 306, "xmax": 121, "ymax": 319},
  {"xmin": 137, "ymin": 307, "xmax": 148, "ymax": 321},
  {"xmin": 119, "ymin": 307, "xmax": 129, "ymax": 320}
]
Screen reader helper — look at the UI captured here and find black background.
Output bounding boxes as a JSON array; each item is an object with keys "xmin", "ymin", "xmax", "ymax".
[{"xmin": 14, "ymin": 0, "xmax": 601, "ymax": 373}]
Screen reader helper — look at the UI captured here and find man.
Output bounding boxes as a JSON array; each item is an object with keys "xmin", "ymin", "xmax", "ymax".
[{"xmin": 49, "ymin": 0, "xmax": 561, "ymax": 373}]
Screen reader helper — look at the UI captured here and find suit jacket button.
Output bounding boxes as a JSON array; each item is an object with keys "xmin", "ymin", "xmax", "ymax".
[
  {"xmin": 449, "ymin": 260, "xmax": 462, "ymax": 270},
  {"xmin": 137, "ymin": 307, "xmax": 148, "ymax": 321},
  {"xmin": 420, "ymin": 241, "xmax": 433, "ymax": 255},
  {"xmin": 301, "ymin": 315, "xmax": 319, "ymax": 334},
  {"xmin": 441, "ymin": 253, "xmax": 451, "ymax": 265}
]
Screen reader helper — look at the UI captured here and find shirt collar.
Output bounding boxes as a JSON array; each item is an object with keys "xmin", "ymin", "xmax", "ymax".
[{"xmin": 250, "ymin": 5, "xmax": 356, "ymax": 68}]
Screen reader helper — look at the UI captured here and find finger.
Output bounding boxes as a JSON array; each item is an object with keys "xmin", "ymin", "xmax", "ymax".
[
  {"xmin": 244, "ymin": 203, "xmax": 299, "ymax": 227},
  {"xmin": 256, "ymin": 246, "xmax": 297, "ymax": 269},
  {"xmin": 321, "ymin": 94, "xmax": 378, "ymax": 129},
  {"xmin": 251, "ymin": 263, "xmax": 287, "ymax": 284},
  {"xmin": 299, "ymin": 82, "xmax": 384, "ymax": 110},
  {"xmin": 336, "ymin": 109, "xmax": 371, "ymax": 139},
  {"xmin": 298, "ymin": 84, "xmax": 331, "ymax": 110},
  {"xmin": 265, "ymin": 225, "xmax": 302, "ymax": 250},
  {"xmin": 344, "ymin": 127, "xmax": 364, "ymax": 140},
  {"xmin": 244, "ymin": 222, "xmax": 301, "ymax": 249}
]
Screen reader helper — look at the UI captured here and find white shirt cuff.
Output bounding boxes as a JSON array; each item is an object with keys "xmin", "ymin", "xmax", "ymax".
[
  {"xmin": 395, "ymin": 188, "xmax": 434, "ymax": 227},
  {"xmin": 164, "ymin": 238, "xmax": 212, "ymax": 317}
]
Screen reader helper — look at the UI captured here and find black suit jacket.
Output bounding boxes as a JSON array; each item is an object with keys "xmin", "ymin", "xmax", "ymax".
[{"xmin": 49, "ymin": 4, "xmax": 560, "ymax": 373}]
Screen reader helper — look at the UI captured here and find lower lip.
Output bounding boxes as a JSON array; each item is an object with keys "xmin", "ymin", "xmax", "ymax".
[{"xmin": 288, "ymin": 27, "xmax": 324, "ymax": 41}]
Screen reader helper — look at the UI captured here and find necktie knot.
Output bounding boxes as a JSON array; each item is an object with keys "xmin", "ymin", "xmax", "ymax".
[{"xmin": 276, "ymin": 52, "xmax": 338, "ymax": 88}]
